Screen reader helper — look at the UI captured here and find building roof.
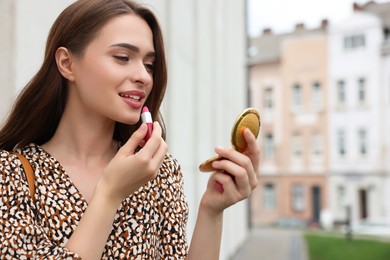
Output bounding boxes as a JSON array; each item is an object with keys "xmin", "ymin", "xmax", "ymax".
[
  {"xmin": 248, "ymin": 1, "xmax": 390, "ymax": 66},
  {"xmin": 358, "ymin": 1, "xmax": 390, "ymax": 27},
  {"xmin": 248, "ymin": 21, "xmax": 328, "ymax": 66}
]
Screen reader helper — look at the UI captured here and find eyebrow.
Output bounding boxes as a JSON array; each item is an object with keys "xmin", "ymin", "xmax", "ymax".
[{"xmin": 110, "ymin": 43, "xmax": 155, "ymax": 58}]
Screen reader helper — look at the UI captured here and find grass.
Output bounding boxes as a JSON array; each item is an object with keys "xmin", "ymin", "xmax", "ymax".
[{"xmin": 304, "ymin": 233, "xmax": 390, "ymax": 260}]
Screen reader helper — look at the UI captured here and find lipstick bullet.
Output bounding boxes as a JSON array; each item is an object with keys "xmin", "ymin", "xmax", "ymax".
[{"xmin": 141, "ymin": 106, "xmax": 153, "ymax": 141}]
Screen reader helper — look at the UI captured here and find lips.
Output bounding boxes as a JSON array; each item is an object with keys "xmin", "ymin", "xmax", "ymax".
[{"xmin": 119, "ymin": 90, "xmax": 145, "ymax": 109}]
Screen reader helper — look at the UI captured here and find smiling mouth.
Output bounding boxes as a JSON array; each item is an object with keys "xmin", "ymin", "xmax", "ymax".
[{"xmin": 119, "ymin": 93, "xmax": 141, "ymax": 101}]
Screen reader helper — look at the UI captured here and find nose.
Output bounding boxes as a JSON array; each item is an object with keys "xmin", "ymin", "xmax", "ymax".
[{"xmin": 131, "ymin": 60, "xmax": 152, "ymax": 86}]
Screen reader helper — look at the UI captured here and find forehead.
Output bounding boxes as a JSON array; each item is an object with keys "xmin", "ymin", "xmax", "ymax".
[{"xmin": 90, "ymin": 14, "xmax": 154, "ymax": 52}]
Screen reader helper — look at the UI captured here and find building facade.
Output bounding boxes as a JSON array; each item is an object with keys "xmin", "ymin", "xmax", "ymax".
[
  {"xmin": 249, "ymin": 22, "xmax": 329, "ymax": 227},
  {"xmin": 249, "ymin": 1, "xmax": 390, "ymax": 230},
  {"xmin": 328, "ymin": 2, "xmax": 390, "ymax": 227}
]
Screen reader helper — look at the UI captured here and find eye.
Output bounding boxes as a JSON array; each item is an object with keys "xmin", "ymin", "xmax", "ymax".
[
  {"xmin": 144, "ymin": 63, "xmax": 155, "ymax": 74},
  {"xmin": 114, "ymin": 55, "xmax": 129, "ymax": 62}
]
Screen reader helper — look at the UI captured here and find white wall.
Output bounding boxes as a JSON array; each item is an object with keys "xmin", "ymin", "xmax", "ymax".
[
  {"xmin": 1, "ymin": 0, "xmax": 249, "ymax": 259},
  {"xmin": 0, "ymin": 0, "xmax": 75, "ymax": 121},
  {"xmin": 13, "ymin": 0, "xmax": 76, "ymax": 92},
  {"xmin": 328, "ymin": 12, "xmax": 389, "ymax": 224},
  {"xmin": 143, "ymin": 1, "xmax": 249, "ymax": 258},
  {"xmin": 329, "ymin": 12, "xmax": 383, "ymax": 171},
  {"xmin": 0, "ymin": 0, "xmax": 16, "ymax": 122},
  {"xmin": 382, "ymin": 26, "xmax": 390, "ymax": 223}
]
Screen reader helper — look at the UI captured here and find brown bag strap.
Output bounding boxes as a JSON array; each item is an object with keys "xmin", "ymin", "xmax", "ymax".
[{"xmin": 13, "ymin": 152, "xmax": 35, "ymax": 202}]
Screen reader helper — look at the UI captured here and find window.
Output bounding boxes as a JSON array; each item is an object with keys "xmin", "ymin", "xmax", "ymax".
[
  {"xmin": 263, "ymin": 87, "xmax": 273, "ymax": 110},
  {"xmin": 292, "ymin": 184, "xmax": 305, "ymax": 212},
  {"xmin": 337, "ymin": 185, "xmax": 346, "ymax": 211},
  {"xmin": 385, "ymin": 28, "xmax": 390, "ymax": 43},
  {"xmin": 337, "ymin": 130, "xmax": 346, "ymax": 156},
  {"xmin": 344, "ymin": 34, "xmax": 365, "ymax": 49},
  {"xmin": 311, "ymin": 82, "xmax": 322, "ymax": 111},
  {"xmin": 264, "ymin": 133, "xmax": 274, "ymax": 159},
  {"xmin": 337, "ymin": 80, "xmax": 346, "ymax": 105},
  {"xmin": 247, "ymin": 46, "xmax": 259, "ymax": 57},
  {"xmin": 357, "ymin": 78, "xmax": 366, "ymax": 104},
  {"xmin": 292, "ymin": 84, "xmax": 302, "ymax": 111},
  {"xmin": 358, "ymin": 129, "xmax": 367, "ymax": 156},
  {"xmin": 263, "ymin": 183, "xmax": 276, "ymax": 210},
  {"xmin": 311, "ymin": 135, "xmax": 323, "ymax": 162},
  {"xmin": 292, "ymin": 134, "xmax": 303, "ymax": 162}
]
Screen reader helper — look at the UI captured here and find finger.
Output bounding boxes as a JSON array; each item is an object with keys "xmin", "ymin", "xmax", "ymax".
[
  {"xmin": 243, "ymin": 128, "xmax": 260, "ymax": 159},
  {"xmin": 215, "ymin": 181, "xmax": 224, "ymax": 193},
  {"xmin": 117, "ymin": 124, "xmax": 147, "ymax": 156},
  {"xmin": 215, "ymin": 146, "xmax": 252, "ymax": 173},
  {"xmin": 136, "ymin": 122, "xmax": 168, "ymax": 172},
  {"xmin": 212, "ymin": 159, "xmax": 251, "ymax": 194},
  {"xmin": 137, "ymin": 122, "xmax": 163, "ymax": 155},
  {"xmin": 212, "ymin": 172, "xmax": 244, "ymax": 201},
  {"xmin": 214, "ymin": 146, "xmax": 257, "ymax": 189},
  {"xmin": 153, "ymin": 141, "xmax": 168, "ymax": 170},
  {"xmin": 243, "ymin": 128, "xmax": 259, "ymax": 155},
  {"xmin": 148, "ymin": 132, "xmax": 168, "ymax": 169}
]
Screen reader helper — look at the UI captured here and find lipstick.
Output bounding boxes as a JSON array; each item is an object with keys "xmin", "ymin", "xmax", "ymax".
[{"xmin": 141, "ymin": 106, "xmax": 153, "ymax": 141}]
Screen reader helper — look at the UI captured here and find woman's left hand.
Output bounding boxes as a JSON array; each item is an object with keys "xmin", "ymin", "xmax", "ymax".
[{"xmin": 200, "ymin": 128, "xmax": 260, "ymax": 216}]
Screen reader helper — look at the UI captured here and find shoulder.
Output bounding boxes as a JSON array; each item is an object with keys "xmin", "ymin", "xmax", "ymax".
[
  {"xmin": 156, "ymin": 153, "xmax": 189, "ymax": 215},
  {"xmin": 158, "ymin": 153, "xmax": 185, "ymax": 186},
  {"xmin": 161, "ymin": 153, "xmax": 181, "ymax": 173},
  {"xmin": 0, "ymin": 149, "xmax": 28, "ymax": 192},
  {"xmin": 0, "ymin": 149, "xmax": 20, "ymax": 172},
  {"xmin": 0, "ymin": 143, "xmax": 42, "ymax": 183}
]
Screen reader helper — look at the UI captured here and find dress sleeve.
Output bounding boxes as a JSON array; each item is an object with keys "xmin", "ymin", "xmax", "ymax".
[
  {"xmin": 158, "ymin": 155, "xmax": 189, "ymax": 259},
  {"xmin": 0, "ymin": 152, "xmax": 81, "ymax": 259}
]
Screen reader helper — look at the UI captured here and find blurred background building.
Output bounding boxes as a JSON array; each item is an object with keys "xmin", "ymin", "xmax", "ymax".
[
  {"xmin": 249, "ymin": 19, "xmax": 329, "ymax": 228},
  {"xmin": 249, "ymin": 1, "xmax": 390, "ymax": 234},
  {"xmin": 0, "ymin": 0, "xmax": 249, "ymax": 259}
]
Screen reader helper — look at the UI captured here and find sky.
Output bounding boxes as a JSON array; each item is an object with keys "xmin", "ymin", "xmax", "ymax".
[{"xmin": 248, "ymin": 0, "xmax": 390, "ymax": 37}]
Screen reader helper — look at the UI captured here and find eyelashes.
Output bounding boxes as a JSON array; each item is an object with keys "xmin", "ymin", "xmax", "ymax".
[
  {"xmin": 113, "ymin": 55, "xmax": 155, "ymax": 74},
  {"xmin": 114, "ymin": 55, "xmax": 129, "ymax": 62},
  {"xmin": 144, "ymin": 64, "xmax": 155, "ymax": 74}
]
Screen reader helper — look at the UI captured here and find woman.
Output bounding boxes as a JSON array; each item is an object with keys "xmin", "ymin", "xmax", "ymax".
[{"xmin": 0, "ymin": 0, "xmax": 260, "ymax": 259}]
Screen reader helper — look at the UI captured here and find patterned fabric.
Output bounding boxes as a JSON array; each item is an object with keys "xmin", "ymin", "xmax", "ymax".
[{"xmin": 0, "ymin": 144, "xmax": 189, "ymax": 259}]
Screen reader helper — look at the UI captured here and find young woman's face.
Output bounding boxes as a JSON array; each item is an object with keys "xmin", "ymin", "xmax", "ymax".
[{"xmin": 70, "ymin": 14, "xmax": 155, "ymax": 125}]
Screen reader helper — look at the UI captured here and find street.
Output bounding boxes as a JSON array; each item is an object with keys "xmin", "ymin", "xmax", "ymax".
[{"xmin": 230, "ymin": 228, "xmax": 308, "ymax": 260}]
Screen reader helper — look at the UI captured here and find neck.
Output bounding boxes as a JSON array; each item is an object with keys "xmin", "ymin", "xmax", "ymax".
[{"xmin": 42, "ymin": 106, "xmax": 118, "ymax": 166}]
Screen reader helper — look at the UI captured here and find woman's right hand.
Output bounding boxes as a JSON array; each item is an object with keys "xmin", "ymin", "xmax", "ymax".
[{"xmin": 96, "ymin": 122, "xmax": 168, "ymax": 204}]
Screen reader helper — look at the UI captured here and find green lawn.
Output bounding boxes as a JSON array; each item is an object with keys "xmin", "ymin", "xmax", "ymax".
[{"xmin": 304, "ymin": 233, "xmax": 390, "ymax": 260}]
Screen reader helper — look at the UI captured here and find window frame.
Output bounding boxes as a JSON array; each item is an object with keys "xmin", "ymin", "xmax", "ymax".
[{"xmin": 291, "ymin": 184, "xmax": 305, "ymax": 212}]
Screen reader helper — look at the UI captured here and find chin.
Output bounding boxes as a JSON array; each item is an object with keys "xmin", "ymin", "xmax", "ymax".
[{"xmin": 117, "ymin": 117, "xmax": 140, "ymax": 126}]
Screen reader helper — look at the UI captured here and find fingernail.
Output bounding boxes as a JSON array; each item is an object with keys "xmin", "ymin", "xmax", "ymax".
[
  {"xmin": 215, "ymin": 146, "xmax": 224, "ymax": 153},
  {"xmin": 211, "ymin": 161, "xmax": 218, "ymax": 168},
  {"xmin": 215, "ymin": 181, "xmax": 224, "ymax": 193}
]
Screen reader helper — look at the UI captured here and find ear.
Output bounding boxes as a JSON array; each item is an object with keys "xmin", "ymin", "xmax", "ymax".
[{"xmin": 55, "ymin": 47, "xmax": 76, "ymax": 81}]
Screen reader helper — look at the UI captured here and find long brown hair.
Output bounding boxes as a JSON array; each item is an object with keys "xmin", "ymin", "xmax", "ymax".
[{"xmin": 0, "ymin": 0, "xmax": 167, "ymax": 151}]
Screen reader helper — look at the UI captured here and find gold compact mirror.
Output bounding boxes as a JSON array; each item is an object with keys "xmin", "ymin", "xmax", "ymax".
[{"xmin": 199, "ymin": 108, "xmax": 261, "ymax": 172}]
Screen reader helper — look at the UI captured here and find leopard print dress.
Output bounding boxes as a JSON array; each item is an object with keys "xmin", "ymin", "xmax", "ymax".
[{"xmin": 0, "ymin": 144, "xmax": 189, "ymax": 259}]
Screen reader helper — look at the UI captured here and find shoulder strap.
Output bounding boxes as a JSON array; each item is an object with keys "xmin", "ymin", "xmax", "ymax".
[{"xmin": 13, "ymin": 152, "xmax": 35, "ymax": 202}]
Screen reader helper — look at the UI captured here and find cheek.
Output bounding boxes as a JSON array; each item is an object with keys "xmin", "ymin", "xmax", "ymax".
[
  {"xmin": 80, "ymin": 62, "xmax": 122, "ymax": 89},
  {"xmin": 147, "ymin": 82, "xmax": 153, "ymax": 95},
  {"xmin": 146, "ymin": 77, "xmax": 154, "ymax": 94},
  {"xmin": 90, "ymin": 61, "xmax": 117, "ymax": 80}
]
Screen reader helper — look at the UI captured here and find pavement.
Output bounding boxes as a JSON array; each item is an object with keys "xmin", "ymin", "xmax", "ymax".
[{"xmin": 230, "ymin": 227, "xmax": 308, "ymax": 260}]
